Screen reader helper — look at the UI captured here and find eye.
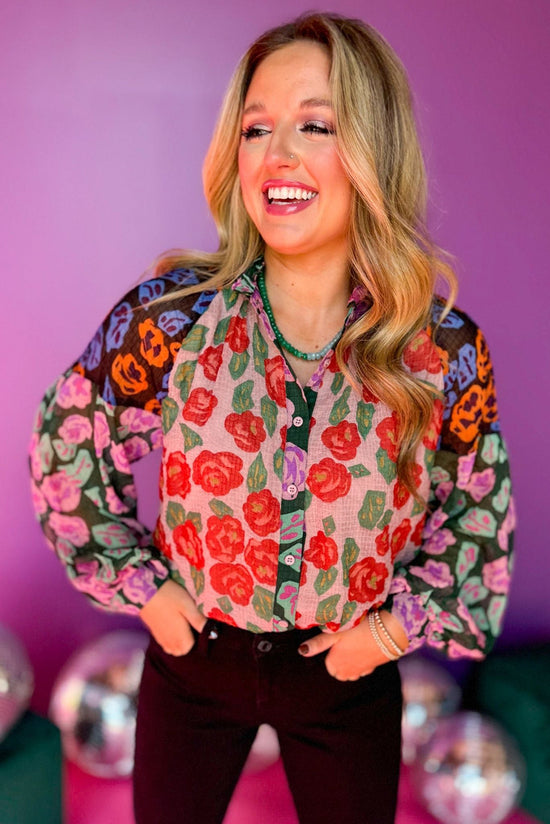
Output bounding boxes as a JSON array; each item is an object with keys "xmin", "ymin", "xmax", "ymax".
[
  {"xmin": 300, "ymin": 121, "xmax": 335, "ymax": 136},
  {"xmin": 240, "ymin": 125, "xmax": 270, "ymax": 141}
]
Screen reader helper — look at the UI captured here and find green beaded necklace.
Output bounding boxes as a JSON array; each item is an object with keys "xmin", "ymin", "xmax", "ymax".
[{"xmin": 257, "ymin": 270, "xmax": 350, "ymax": 362}]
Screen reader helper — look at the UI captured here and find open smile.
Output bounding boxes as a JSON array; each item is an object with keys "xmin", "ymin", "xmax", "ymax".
[{"xmin": 262, "ymin": 180, "xmax": 318, "ymax": 216}]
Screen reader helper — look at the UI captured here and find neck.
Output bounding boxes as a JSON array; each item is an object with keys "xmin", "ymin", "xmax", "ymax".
[{"xmin": 263, "ymin": 248, "xmax": 351, "ymax": 313}]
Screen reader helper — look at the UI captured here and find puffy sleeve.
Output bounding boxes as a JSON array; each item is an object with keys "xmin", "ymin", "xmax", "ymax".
[
  {"xmin": 29, "ymin": 269, "xmax": 215, "ymax": 615},
  {"xmin": 385, "ymin": 305, "xmax": 515, "ymax": 659}
]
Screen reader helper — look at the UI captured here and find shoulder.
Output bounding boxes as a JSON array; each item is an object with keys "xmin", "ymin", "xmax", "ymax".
[{"xmin": 429, "ymin": 297, "xmax": 487, "ymax": 361}]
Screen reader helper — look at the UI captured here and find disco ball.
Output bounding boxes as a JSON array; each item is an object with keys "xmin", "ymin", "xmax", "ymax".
[
  {"xmin": 50, "ymin": 630, "xmax": 148, "ymax": 777},
  {"xmin": 243, "ymin": 724, "xmax": 280, "ymax": 774},
  {"xmin": 399, "ymin": 655, "xmax": 462, "ymax": 764},
  {"xmin": 0, "ymin": 624, "xmax": 34, "ymax": 742},
  {"xmin": 413, "ymin": 711, "xmax": 525, "ymax": 824}
]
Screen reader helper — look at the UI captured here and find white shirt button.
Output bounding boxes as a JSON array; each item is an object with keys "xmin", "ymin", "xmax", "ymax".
[
  {"xmin": 284, "ymin": 555, "xmax": 295, "ymax": 566},
  {"xmin": 293, "ymin": 416, "xmax": 304, "ymax": 427},
  {"xmin": 287, "ymin": 483, "xmax": 298, "ymax": 497}
]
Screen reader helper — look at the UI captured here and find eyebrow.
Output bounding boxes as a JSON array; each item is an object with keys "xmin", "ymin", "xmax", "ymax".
[{"xmin": 242, "ymin": 97, "xmax": 333, "ymax": 116}]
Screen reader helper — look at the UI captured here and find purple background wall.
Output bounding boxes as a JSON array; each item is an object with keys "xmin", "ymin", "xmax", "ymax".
[{"xmin": 1, "ymin": 0, "xmax": 548, "ymax": 713}]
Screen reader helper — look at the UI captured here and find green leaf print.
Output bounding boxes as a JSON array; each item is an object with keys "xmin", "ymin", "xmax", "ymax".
[
  {"xmin": 173, "ymin": 361, "xmax": 197, "ymax": 404},
  {"xmin": 247, "ymin": 453, "xmax": 268, "ymax": 493},
  {"xmin": 181, "ymin": 324, "xmax": 207, "ymax": 353},
  {"xmin": 190, "ymin": 566, "xmax": 205, "ymax": 597},
  {"xmin": 165, "ymin": 501, "xmax": 186, "ymax": 530},
  {"xmin": 480, "ymin": 434, "xmax": 500, "ymax": 465},
  {"xmin": 315, "ymin": 594, "xmax": 340, "ymax": 625},
  {"xmin": 349, "ymin": 464, "xmax": 370, "ymax": 478},
  {"xmin": 314, "ymin": 567, "xmax": 338, "ymax": 596},
  {"xmin": 378, "ymin": 509, "xmax": 393, "ymax": 530},
  {"xmin": 252, "ymin": 586, "xmax": 274, "ymax": 621},
  {"xmin": 187, "ymin": 511, "xmax": 203, "ymax": 533},
  {"xmin": 330, "ymin": 372, "xmax": 344, "ymax": 395},
  {"xmin": 322, "ymin": 516, "xmax": 336, "ymax": 536},
  {"xmin": 488, "ymin": 595, "xmax": 506, "ymax": 636},
  {"xmin": 65, "ymin": 450, "xmax": 95, "ymax": 488},
  {"xmin": 261, "ymin": 395, "xmax": 278, "ymax": 437},
  {"xmin": 217, "ymin": 596, "xmax": 233, "ymax": 614},
  {"xmin": 356, "ymin": 401, "xmax": 374, "ymax": 439},
  {"xmin": 229, "ymin": 350, "xmax": 250, "ymax": 380},
  {"xmin": 246, "ymin": 622, "xmax": 263, "ymax": 633},
  {"xmin": 273, "ymin": 448, "xmax": 284, "ymax": 481},
  {"xmin": 209, "ymin": 499, "xmax": 234, "ymax": 518},
  {"xmin": 170, "ymin": 569, "xmax": 187, "ymax": 589},
  {"xmin": 328, "ymin": 386, "xmax": 351, "ymax": 425},
  {"xmin": 253, "ymin": 325, "xmax": 268, "ymax": 376},
  {"xmin": 161, "ymin": 397, "xmax": 179, "ymax": 434},
  {"xmin": 376, "ymin": 447, "xmax": 397, "ymax": 484},
  {"xmin": 84, "ymin": 487, "xmax": 103, "ymax": 508},
  {"xmin": 342, "ymin": 537, "xmax": 360, "ymax": 585},
  {"xmin": 103, "ymin": 547, "xmax": 134, "ymax": 560},
  {"xmin": 52, "ymin": 439, "xmax": 77, "ymax": 461},
  {"xmin": 340, "ymin": 601, "xmax": 357, "ymax": 627},
  {"xmin": 493, "ymin": 478, "xmax": 511, "ymax": 513},
  {"xmin": 180, "ymin": 423, "xmax": 203, "ymax": 452},
  {"xmin": 470, "ymin": 606, "xmax": 489, "ymax": 631},
  {"xmin": 232, "ymin": 380, "xmax": 254, "ymax": 413},
  {"xmin": 458, "ymin": 508, "xmax": 497, "ymax": 538},
  {"xmin": 358, "ymin": 491, "xmax": 386, "ymax": 530},
  {"xmin": 213, "ymin": 316, "xmax": 231, "ymax": 345},
  {"xmin": 222, "ymin": 287, "xmax": 239, "ymax": 310}
]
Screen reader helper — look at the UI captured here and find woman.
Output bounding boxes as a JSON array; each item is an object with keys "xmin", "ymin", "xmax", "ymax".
[{"xmin": 30, "ymin": 13, "xmax": 514, "ymax": 824}]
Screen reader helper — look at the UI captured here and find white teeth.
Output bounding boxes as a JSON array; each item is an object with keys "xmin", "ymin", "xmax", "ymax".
[{"xmin": 266, "ymin": 186, "xmax": 317, "ymax": 201}]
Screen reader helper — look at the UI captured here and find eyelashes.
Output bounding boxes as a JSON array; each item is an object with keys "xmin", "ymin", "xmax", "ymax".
[{"xmin": 240, "ymin": 121, "xmax": 336, "ymax": 141}]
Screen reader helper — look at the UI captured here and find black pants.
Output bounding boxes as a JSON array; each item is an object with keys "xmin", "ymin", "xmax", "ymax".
[{"xmin": 134, "ymin": 619, "xmax": 402, "ymax": 824}]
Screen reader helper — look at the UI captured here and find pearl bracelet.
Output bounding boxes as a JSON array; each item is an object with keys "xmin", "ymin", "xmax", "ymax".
[
  {"xmin": 367, "ymin": 610, "xmax": 402, "ymax": 661},
  {"xmin": 373, "ymin": 609, "xmax": 405, "ymax": 658}
]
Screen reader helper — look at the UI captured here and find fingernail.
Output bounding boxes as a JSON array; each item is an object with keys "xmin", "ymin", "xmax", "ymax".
[{"xmin": 298, "ymin": 644, "xmax": 309, "ymax": 655}]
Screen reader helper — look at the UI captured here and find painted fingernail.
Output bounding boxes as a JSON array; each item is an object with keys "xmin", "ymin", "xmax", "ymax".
[{"xmin": 298, "ymin": 644, "xmax": 309, "ymax": 655}]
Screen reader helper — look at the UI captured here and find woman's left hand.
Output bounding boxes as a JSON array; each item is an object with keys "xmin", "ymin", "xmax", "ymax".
[{"xmin": 298, "ymin": 610, "xmax": 409, "ymax": 681}]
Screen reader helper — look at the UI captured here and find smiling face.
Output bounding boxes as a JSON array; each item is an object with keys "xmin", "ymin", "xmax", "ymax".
[{"xmin": 238, "ymin": 41, "xmax": 353, "ymax": 266}]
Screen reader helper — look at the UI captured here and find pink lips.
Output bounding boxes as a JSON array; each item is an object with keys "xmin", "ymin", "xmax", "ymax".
[{"xmin": 262, "ymin": 179, "xmax": 318, "ymax": 216}]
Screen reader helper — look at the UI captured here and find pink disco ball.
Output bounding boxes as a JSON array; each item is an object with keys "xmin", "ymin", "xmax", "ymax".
[
  {"xmin": 50, "ymin": 630, "xmax": 148, "ymax": 777},
  {"xmin": 399, "ymin": 655, "xmax": 462, "ymax": 764},
  {"xmin": 413, "ymin": 711, "xmax": 525, "ymax": 824},
  {"xmin": 0, "ymin": 624, "xmax": 34, "ymax": 742}
]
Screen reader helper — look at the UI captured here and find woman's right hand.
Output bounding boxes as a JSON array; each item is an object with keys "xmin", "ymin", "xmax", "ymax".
[{"xmin": 139, "ymin": 580, "xmax": 207, "ymax": 656}]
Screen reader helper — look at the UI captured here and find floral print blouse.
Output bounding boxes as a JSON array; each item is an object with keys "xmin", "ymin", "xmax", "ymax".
[{"xmin": 29, "ymin": 259, "xmax": 515, "ymax": 659}]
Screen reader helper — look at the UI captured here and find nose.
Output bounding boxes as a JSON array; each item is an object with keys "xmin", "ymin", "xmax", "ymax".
[{"xmin": 264, "ymin": 127, "xmax": 299, "ymax": 170}]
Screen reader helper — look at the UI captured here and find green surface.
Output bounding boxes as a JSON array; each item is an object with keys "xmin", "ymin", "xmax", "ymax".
[
  {"xmin": 0, "ymin": 711, "xmax": 62, "ymax": 824},
  {"xmin": 470, "ymin": 645, "xmax": 550, "ymax": 824}
]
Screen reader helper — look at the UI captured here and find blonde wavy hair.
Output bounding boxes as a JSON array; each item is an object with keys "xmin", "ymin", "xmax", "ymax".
[{"xmin": 153, "ymin": 13, "xmax": 457, "ymax": 497}]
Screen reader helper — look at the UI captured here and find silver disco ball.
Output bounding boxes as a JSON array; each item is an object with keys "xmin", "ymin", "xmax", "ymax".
[
  {"xmin": 0, "ymin": 624, "xmax": 34, "ymax": 742},
  {"xmin": 50, "ymin": 630, "xmax": 148, "ymax": 777},
  {"xmin": 399, "ymin": 655, "xmax": 462, "ymax": 764},
  {"xmin": 413, "ymin": 711, "xmax": 525, "ymax": 824}
]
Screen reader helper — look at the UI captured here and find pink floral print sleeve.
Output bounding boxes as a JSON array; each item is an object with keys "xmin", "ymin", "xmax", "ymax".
[{"xmin": 30, "ymin": 259, "xmax": 514, "ymax": 657}]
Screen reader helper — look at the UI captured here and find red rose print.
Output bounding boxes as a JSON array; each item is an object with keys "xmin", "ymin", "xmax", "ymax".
[
  {"xmin": 299, "ymin": 560, "xmax": 308, "ymax": 586},
  {"xmin": 226, "ymin": 316, "xmax": 249, "ymax": 353},
  {"xmin": 403, "ymin": 332, "xmax": 441, "ymax": 374},
  {"xmin": 225, "ymin": 411, "xmax": 267, "ymax": 452},
  {"xmin": 182, "ymin": 387, "xmax": 217, "ymax": 426},
  {"xmin": 210, "ymin": 563, "xmax": 254, "ymax": 606},
  {"xmin": 192, "ymin": 450, "xmax": 243, "ymax": 496},
  {"xmin": 306, "ymin": 457, "xmax": 351, "ymax": 503},
  {"xmin": 243, "ymin": 489, "xmax": 280, "ymax": 536},
  {"xmin": 390, "ymin": 519, "xmax": 411, "ymax": 560},
  {"xmin": 173, "ymin": 520, "xmax": 204, "ymax": 569},
  {"xmin": 153, "ymin": 519, "xmax": 171, "ymax": 559},
  {"xmin": 208, "ymin": 607, "xmax": 237, "ymax": 626},
  {"xmin": 376, "ymin": 412, "xmax": 400, "ymax": 462},
  {"xmin": 265, "ymin": 356, "xmax": 287, "ymax": 407},
  {"xmin": 348, "ymin": 557, "xmax": 389, "ymax": 602},
  {"xmin": 198, "ymin": 344, "xmax": 223, "ymax": 381},
  {"xmin": 165, "ymin": 451, "xmax": 191, "ymax": 499},
  {"xmin": 244, "ymin": 538, "xmax": 278, "ymax": 584},
  {"xmin": 375, "ymin": 525, "xmax": 390, "ymax": 556},
  {"xmin": 393, "ymin": 480, "xmax": 410, "ymax": 510},
  {"xmin": 321, "ymin": 421, "xmax": 361, "ymax": 461},
  {"xmin": 411, "ymin": 516, "xmax": 425, "ymax": 546},
  {"xmin": 205, "ymin": 515, "xmax": 245, "ymax": 562},
  {"xmin": 362, "ymin": 385, "xmax": 379, "ymax": 404},
  {"xmin": 304, "ymin": 531, "xmax": 339, "ymax": 570},
  {"xmin": 423, "ymin": 398, "xmax": 444, "ymax": 450}
]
